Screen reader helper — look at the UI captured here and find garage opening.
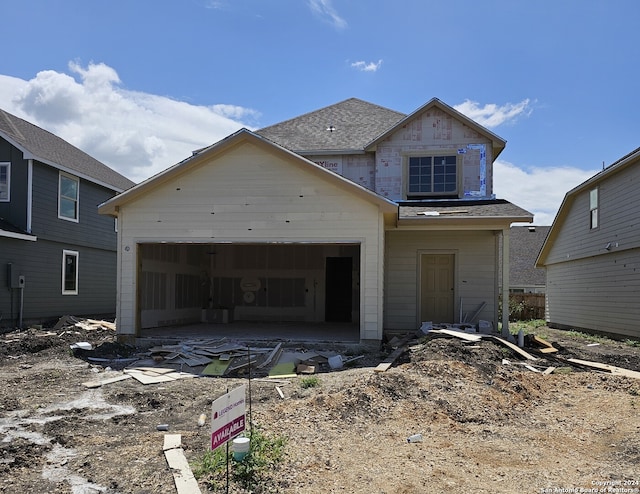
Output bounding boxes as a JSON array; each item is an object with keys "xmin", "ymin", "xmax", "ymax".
[{"xmin": 137, "ymin": 242, "xmax": 360, "ymax": 339}]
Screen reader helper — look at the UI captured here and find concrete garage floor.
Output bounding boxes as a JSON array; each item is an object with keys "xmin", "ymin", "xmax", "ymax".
[{"xmin": 137, "ymin": 321, "xmax": 361, "ymax": 347}]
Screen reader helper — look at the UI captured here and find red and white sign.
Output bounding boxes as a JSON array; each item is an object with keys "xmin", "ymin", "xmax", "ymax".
[{"xmin": 210, "ymin": 385, "xmax": 246, "ymax": 450}]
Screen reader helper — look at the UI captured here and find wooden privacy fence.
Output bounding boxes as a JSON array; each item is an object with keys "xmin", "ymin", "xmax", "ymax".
[{"xmin": 509, "ymin": 293, "xmax": 545, "ymax": 321}]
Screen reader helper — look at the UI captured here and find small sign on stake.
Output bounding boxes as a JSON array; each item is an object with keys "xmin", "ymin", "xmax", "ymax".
[{"xmin": 210, "ymin": 384, "xmax": 246, "ymax": 451}]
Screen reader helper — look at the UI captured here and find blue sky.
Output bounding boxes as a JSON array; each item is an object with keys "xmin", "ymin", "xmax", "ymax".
[{"xmin": 1, "ymin": 0, "xmax": 638, "ymax": 225}]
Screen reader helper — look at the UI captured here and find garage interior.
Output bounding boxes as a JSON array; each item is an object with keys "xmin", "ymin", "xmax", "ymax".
[{"xmin": 136, "ymin": 242, "xmax": 361, "ymax": 342}]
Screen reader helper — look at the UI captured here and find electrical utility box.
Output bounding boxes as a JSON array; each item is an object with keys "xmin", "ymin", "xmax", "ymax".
[{"xmin": 6, "ymin": 263, "xmax": 25, "ymax": 289}]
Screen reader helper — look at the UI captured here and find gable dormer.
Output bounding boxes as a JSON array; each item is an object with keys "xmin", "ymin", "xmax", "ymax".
[{"xmin": 365, "ymin": 98, "xmax": 506, "ymax": 201}]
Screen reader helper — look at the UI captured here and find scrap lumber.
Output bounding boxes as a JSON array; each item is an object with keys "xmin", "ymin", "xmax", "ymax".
[
  {"xmin": 82, "ymin": 373, "xmax": 133, "ymax": 388},
  {"xmin": 530, "ymin": 335, "xmax": 558, "ymax": 353},
  {"xmin": 542, "ymin": 367, "xmax": 556, "ymax": 375},
  {"xmin": 163, "ymin": 434, "xmax": 202, "ymax": 494},
  {"xmin": 124, "ymin": 367, "xmax": 197, "ymax": 384},
  {"xmin": 426, "ymin": 328, "xmax": 482, "ymax": 342},
  {"xmin": 296, "ymin": 363, "xmax": 316, "ymax": 374},
  {"xmin": 374, "ymin": 335, "xmax": 414, "ymax": 373},
  {"xmin": 486, "ymin": 336, "xmax": 538, "ymax": 361},
  {"xmin": 566, "ymin": 358, "xmax": 640, "ymax": 380}
]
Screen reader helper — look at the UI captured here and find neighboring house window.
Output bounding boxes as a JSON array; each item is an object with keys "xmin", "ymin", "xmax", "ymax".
[
  {"xmin": 59, "ymin": 172, "xmax": 79, "ymax": 221},
  {"xmin": 589, "ymin": 187, "xmax": 598, "ymax": 229},
  {"xmin": 407, "ymin": 154, "xmax": 458, "ymax": 197},
  {"xmin": 62, "ymin": 250, "xmax": 79, "ymax": 295},
  {"xmin": 0, "ymin": 162, "xmax": 9, "ymax": 201}
]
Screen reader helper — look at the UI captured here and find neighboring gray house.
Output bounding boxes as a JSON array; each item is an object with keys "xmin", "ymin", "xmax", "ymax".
[
  {"xmin": 0, "ymin": 109, "xmax": 135, "ymax": 327},
  {"xmin": 537, "ymin": 147, "xmax": 640, "ymax": 340},
  {"xmin": 99, "ymin": 98, "xmax": 533, "ymax": 344}
]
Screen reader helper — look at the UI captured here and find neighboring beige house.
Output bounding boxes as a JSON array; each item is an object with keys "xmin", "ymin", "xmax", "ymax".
[
  {"xmin": 537, "ymin": 147, "xmax": 640, "ymax": 340},
  {"xmin": 99, "ymin": 98, "xmax": 532, "ymax": 343}
]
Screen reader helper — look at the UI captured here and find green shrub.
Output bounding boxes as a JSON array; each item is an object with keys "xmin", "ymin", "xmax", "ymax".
[
  {"xmin": 192, "ymin": 425, "xmax": 287, "ymax": 492},
  {"xmin": 300, "ymin": 376, "xmax": 320, "ymax": 388}
]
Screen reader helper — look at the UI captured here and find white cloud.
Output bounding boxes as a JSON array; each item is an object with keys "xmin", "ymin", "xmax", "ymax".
[
  {"xmin": 454, "ymin": 99, "xmax": 532, "ymax": 128},
  {"xmin": 0, "ymin": 66, "xmax": 595, "ymax": 226},
  {"xmin": 308, "ymin": 0, "xmax": 347, "ymax": 29},
  {"xmin": 0, "ymin": 63, "xmax": 257, "ymax": 183},
  {"xmin": 351, "ymin": 60, "xmax": 383, "ymax": 72},
  {"xmin": 494, "ymin": 159, "xmax": 598, "ymax": 225}
]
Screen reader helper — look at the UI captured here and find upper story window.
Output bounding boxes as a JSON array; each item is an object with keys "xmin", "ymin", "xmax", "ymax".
[
  {"xmin": 589, "ymin": 187, "xmax": 598, "ymax": 230},
  {"xmin": 0, "ymin": 162, "xmax": 9, "ymax": 201},
  {"xmin": 59, "ymin": 172, "xmax": 79, "ymax": 222},
  {"xmin": 407, "ymin": 154, "xmax": 458, "ymax": 198}
]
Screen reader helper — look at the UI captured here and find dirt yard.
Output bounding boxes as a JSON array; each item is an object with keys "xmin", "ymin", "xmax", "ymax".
[{"xmin": 1, "ymin": 322, "xmax": 639, "ymax": 494}]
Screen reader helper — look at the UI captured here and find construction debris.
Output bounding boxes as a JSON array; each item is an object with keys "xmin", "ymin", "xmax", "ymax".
[
  {"xmin": 163, "ymin": 434, "xmax": 201, "ymax": 494},
  {"xmin": 374, "ymin": 334, "xmax": 416, "ymax": 372},
  {"xmin": 527, "ymin": 334, "xmax": 559, "ymax": 353},
  {"xmin": 54, "ymin": 315, "xmax": 116, "ymax": 331},
  {"xmin": 565, "ymin": 358, "xmax": 640, "ymax": 380}
]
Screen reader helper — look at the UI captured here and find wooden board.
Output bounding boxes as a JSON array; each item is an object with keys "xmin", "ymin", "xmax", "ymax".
[
  {"xmin": 124, "ymin": 368, "xmax": 196, "ymax": 384},
  {"xmin": 426, "ymin": 329, "xmax": 482, "ymax": 342},
  {"xmin": 538, "ymin": 347, "xmax": 558, "ymax": 354},
  {"xmin": 163, "ymin": 434, "xmax": 202, "ymax": 494},
  {"xmin": 486, "ymin": 336, "xmax": 538, "ymax": 361},
  {"xmin": 530, "ymin": 335, "xmax": 558, "ymax": 353},
  {"xmin": 374, "ymin": 335, "xmax": 414, "ymax": 373},
  {"xmin": 566, "ymin": 358, "xmax": 640, "ymax": 379},
  {"xmin": 82, "ymin": 373, "xmax": 133, "ymax": 388}
]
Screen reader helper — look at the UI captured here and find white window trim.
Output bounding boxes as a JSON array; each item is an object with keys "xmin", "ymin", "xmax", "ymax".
[
  {"xmin": 0, "ymin": 162, "xmax": 10, "ymax": 202},
  {"xmin": 62, "ymin": 249, "xmax": 79, "ymax": 295},
  {"xmin": 404, "ymin": 151, "xmax": 460, "ymax": 199},
  {"xmin": 58, "ymin": 171, "xmax": 80, "ymax": 222},
  {"xmin": 589, "ymin": 187, "xmax": 599, "ymax": 230}
]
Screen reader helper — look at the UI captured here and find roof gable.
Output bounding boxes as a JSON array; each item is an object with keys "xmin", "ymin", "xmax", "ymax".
[
  {"xmin": 0, "ymin": 109, "xmax": 135, "ymax": 191},
  {"xmin": 537, "ymin": 147, "xmax": 640, "ymax": 266},
  {"xmin": 365, "ymin": 98, "xmax": 506, "ymax": 159},
  {"xmin": 99, "ymin": 128, "xmax": 398, "ymax": 216},
  {"xmin": 256, "ymin": 98, "xmax": 405, "ymax": 154}
]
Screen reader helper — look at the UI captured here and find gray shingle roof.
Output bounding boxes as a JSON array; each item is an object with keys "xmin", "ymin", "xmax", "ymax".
[
  {"xmin": 256, "ymin": 98, "xmax": 406, "ymax": 153},
  {"xmin": 509, "ymin": 225, "xmax": 550, "ymax": 286},
  {"xmin": 0, "ymin": 109, "xmax": 135, "ymax": 191},
  {"xmin": 399, "ymin": 199, "xmax": 533, "ymax": 220}
]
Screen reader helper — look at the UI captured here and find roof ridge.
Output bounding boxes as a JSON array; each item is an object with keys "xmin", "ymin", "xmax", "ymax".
[
  {"xmin": 0, "ymin": 109, "xmax": 26, "ymax": 142},
  {"xmin": 257, "ymin": 98, "xmax": 405, "ymax": 133}
]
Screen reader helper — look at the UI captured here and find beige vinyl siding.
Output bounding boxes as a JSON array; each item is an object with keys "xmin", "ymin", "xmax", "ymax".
[
  {"xmin": 385, "ymin": 229, "xmax": 497, "ymax": 330},
  {"xmin": 546, "ymin": 248, "xmax": 640, "ymax": 339},
  {"xmin": 116, "ymin": 141, "xmax": 385, "ymax": 340}
]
